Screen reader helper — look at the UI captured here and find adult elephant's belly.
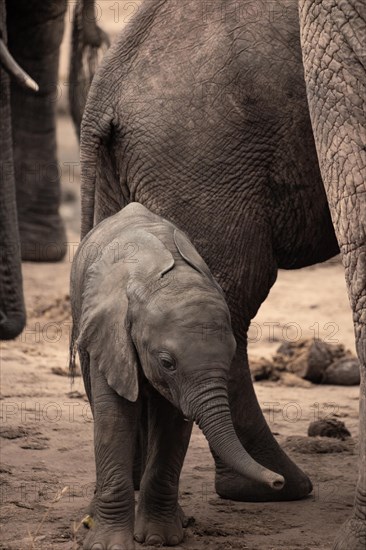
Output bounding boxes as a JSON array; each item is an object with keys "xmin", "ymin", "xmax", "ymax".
[
  {"xmin": 115, "ymin": 43, "xmax": 339, "ymax": 274},
  {"xmin": 118, "ymin": 115, "xmax": 339, "ymax": 276},
  {"xmin": 267, "ymin": 176, "xmax": 340, "ymax": 270}
]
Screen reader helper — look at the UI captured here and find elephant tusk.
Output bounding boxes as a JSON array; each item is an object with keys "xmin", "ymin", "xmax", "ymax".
[{"xmin": 0, "ymin": 39, "xmax": 39, "ymax": 92}]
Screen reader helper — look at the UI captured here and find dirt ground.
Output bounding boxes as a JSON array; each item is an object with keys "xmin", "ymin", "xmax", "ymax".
[{"xmin": 0, "ymin": 7, "xmax": 361, "ymax": 550}]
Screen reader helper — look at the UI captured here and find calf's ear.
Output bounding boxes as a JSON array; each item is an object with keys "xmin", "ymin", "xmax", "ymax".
[
  {"xmin": 173, "ymin": 229, "xmax": 224, "ymax": 295},
  {"xmin": 77, "ymin": 230, "xmax": 175, "ymax": 401},
  {"xmin": 78, "ymin": 261, "xmax": 139, "ymax": 402}
]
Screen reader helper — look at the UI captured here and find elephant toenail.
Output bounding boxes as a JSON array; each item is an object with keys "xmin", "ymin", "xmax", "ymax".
[
  {"xmin": 169, "ymin": 535, "xmax": 180, "ymax": 545},
  {"xmin": 146, "ymin": 534, "xmax": 164, "ymax": 545},
  {"xmin": 134, "ymin": 533, "xmax": 144, "ymax": 543},
  {"xmin": 91, "ymin": 544, "xmax": 104, "ymax": 550},
  {"xmin": 110, "ymin": 546, "xmax": 123, "ymax": 550}
]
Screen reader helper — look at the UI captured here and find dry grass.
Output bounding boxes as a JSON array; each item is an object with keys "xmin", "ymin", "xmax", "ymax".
[{"xmin": 25, "ymin": 486, "xmax": 82, "ymax": 550}]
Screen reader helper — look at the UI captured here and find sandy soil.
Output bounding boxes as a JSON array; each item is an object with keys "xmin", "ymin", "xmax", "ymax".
[
  {"xmin": 0, "ymin": 112, "xmax": 360, "ymax": 550},
  {"xmin": 0, "ymin": 8, "xmax": 361, "ymax": 550}
]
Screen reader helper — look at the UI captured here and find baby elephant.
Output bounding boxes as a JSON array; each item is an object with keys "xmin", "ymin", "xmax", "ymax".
[{"xmin": 70, "ymin": 203, "xmax": 284, "ymax": 550}]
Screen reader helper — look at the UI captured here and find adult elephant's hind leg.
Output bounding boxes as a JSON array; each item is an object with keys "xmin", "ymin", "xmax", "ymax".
[
  {"xmin": 330, "ymin": 207, "xmax": 366, "ymax": 550},
  {"xmin": 214, "ymin": 221, "xmax": 312, "ymax": 501},
  {"xmin": 331, "ymin": 248, "xmax": 366, "ymax": 550},
  {"xmin": 6, "ymin": 0, "xmax": 67, "ymax": 262},
  {"xmin": 215, "ymin": 341, "xmax": 313, "ymax": 502}
]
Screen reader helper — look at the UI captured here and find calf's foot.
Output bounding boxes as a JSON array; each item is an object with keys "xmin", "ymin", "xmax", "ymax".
[
  {"xmin": 134, "ymin": 495, "xmax": 186, "ymax": 546},
  {"xmin": 84, "ymin": 522, "xmax": 135, "ymax": 550}
]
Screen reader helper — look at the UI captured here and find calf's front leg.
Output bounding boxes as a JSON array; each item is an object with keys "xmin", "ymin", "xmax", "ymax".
[{"xmin": 84, "ymin": 365, "xmax": 138, "ymax": 550}]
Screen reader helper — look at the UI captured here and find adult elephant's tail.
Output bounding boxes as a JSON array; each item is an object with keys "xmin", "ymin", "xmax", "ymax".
[
  {"xmin": 80, "ymin": 87, "xmax": 114, "ymax": 239},
  {"xmin": 69, "ymin": 0, "xmax": 110, "ymax": 139},
  {"xmin": 80, "ymin": 120, "xmax": 96, "ymax": 240}
]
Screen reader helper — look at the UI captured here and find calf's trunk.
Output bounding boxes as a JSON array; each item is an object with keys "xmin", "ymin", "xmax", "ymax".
[{"xmin": 185, "ymin": 380, "xmax": 285, "ymax": 491}]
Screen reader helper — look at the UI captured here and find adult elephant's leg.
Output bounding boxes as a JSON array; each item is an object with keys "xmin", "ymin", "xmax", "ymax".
[
  {"xmin": 135, "ymin": 388, "xmax": 192, "ymax": 546},
  {"xmin": 215, "ymin": 338, "xmax": 312, "ymax": 501},
  {"xmin": 214, "ymin": 221, "xmax": 312, "ymax": 501},
  {"xmin": 0, "ymin": 5, "xmax": 25, "ymax": 339},
  {"xmin": 300, "ymin": 1, "xmax": 366, "ymax": 547},
  {"xmin": 6, "ymin": 0, "xmax": 67, "ymax": 262}
]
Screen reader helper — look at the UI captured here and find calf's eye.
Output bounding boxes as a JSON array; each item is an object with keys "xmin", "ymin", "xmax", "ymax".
[{"xmin": 158, "ymin": 352, "xmax": 177, "ymax": 372}]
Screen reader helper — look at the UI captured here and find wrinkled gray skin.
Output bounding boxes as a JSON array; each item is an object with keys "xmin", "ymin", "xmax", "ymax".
[
  {"xmin": 70, "ymin": 202, "xmax": 285, "ymax": 549},
  {"xmin": 0, "ymin": 2, "xmax": 25, "ymax": 339},
  {"xmin": 80, "ymin": 0, "xmax": 365, "ymax": 547},
  {"xmin": 0, "ymin": 0, "xmax": 105, "ymax": 339},
  {"xmin": 4, "ymin": 0, "xmax": 68, "ymax": 264},
  {"xmin": 300, "ymin": 2, "xmax": 366, "ymax": 548}
]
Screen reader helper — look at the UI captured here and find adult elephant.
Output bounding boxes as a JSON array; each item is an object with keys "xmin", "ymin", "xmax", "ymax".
[
  {"xmin": 299, "ymin": 2, "xmax": 365, "ymax": 548},
  {"xmin": 0, "ymin": 0, "xmax": 107, "ymax": 339},
  {"xmin": 80, "ymin": 0, "xmax": 365, "ymax": 547}
]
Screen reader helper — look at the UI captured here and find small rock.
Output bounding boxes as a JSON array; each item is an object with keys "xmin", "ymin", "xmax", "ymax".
[
  {"xmin": 20, "ymin": 439, "xmax": 49, "ymax": 450},
  {"xmin": 51, "ymin": 366, "xmax": 70, "ymax": 377},
  {"xmin": 0, "ymin": 426, "xmax": 29, "ymax": 439},
  {"xmin": 308, "ymin": 419, "xmax": 351, "ymax": 440},
  {"xmin": 66, "ymin": 390, "xmax": 86, "ymax": 399},
  {"xmin": 52, "ymin": 366, "xmax": 81, "ymax": 377},
  {"xmin": 13, "ymin": 501, "xmax": 34, "ymax": 510},
  {"xmin": 62, "ymin": 187, "xmax": 78, "ymax": 204}
]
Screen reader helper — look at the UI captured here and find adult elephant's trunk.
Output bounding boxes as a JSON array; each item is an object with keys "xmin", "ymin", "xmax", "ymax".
[{"xmin": 184, "ymin": 381, "xmax": 285, "ymax": 491}]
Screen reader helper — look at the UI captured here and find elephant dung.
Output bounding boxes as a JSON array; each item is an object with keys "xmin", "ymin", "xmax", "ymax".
[
  {"xmin": 283, "ymin": 435, "xmax": 356, "ymax": 454},
  {"xmin": 274, "ymin": 339, "xmax": 359, "ymax": 385},
  {"xmin": 276, "ymin": 339, "xmax": 341, "ymax": 382},
  {"xmin": 251, "ymin": 339, "xmax": 360, "ymax": 386},
  {"xmin": 308, "ymin": 419, "xmax": 351, "ymax": 441},
  {"xmin": 279, "ymin": 372, "xmax": 312, "ymax": 388},
  {"xmin": 249, "ymin": 356, "xmax": 278, "ymax": 381},
  {"xmin": 321, "ymin": 357, "xmax": 360, "ymax": 385}
]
